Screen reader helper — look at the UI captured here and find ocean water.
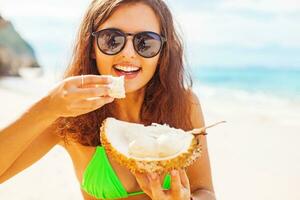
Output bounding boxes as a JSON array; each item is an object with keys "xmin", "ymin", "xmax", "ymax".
[{"xmin": 192, "ymin": 67, "xmax": 300, "ymax": 100}]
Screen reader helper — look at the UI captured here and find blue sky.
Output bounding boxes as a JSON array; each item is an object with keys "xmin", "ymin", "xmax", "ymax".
[
  {"xmin": 169, "ymin": 0, "xmax": 300, "ymax": 68},
  {"xmin": 1, "ymin": 0, "xmax": 299, "ymax": 69}
]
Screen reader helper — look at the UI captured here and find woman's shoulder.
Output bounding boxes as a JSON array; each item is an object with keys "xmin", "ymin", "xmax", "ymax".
[
  {"xmin": 188, "ymin": 89, "xmax": 201, "ymax": 105},
  {"xmin": 187, "ymin": 89, "xmax": 205, "ymax": 128}
]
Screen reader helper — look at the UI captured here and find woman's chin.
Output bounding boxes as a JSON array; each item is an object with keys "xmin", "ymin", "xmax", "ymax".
[{"xmin": 124, "ymin": 83, "xmax": 146, "ymax": 95}]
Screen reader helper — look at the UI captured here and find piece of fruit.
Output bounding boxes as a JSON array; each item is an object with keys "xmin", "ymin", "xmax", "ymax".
[{"xmin": 100, "ymin": 117, "xmax": 225, "ymax": 173}]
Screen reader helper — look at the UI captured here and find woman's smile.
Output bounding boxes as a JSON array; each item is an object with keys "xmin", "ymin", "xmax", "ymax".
[{"xmin": 112, "ymin": 63, "xmax": 142, "ymax": 80}]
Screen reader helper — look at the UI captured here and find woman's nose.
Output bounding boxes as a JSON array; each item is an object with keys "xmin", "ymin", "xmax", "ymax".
[{"xmin": 120, "ymin": 37, "xmax": 137, "ymax": 58}]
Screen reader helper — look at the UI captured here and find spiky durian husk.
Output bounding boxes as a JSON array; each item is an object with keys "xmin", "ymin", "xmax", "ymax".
[{"xmin": 100, "ymin": 119, "xmax": 203, "ymax": 173}]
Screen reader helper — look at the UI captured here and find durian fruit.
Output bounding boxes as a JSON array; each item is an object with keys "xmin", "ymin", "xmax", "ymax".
[
  {"xmin": 108, "ymin": 76, "xmax": 125, "ymax": 98},
  {"xmin": 100, "ymin": 117, "xmax": 225, "ymax": 173}
]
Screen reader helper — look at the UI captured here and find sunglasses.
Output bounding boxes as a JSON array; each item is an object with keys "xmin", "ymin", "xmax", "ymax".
[{"xmin": 92, "ymin": 28, "xmax": 166, "ymax": 58}]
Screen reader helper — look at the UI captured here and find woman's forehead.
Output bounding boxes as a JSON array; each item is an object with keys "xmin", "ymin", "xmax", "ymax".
[{"xmin": 97, "ymin": 3, "xmax": 161, "ymax": 33}]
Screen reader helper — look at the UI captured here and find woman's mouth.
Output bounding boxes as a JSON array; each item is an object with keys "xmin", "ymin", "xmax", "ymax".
[{"xmin": 113, "ymin": 65, "xmax": 141, "ymax": 79}]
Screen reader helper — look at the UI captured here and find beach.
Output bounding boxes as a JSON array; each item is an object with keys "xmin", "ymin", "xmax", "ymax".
[
  {"xmin": 0, "ymin": 77, "xmax": 299, "ymax": 200},
  {"xmin": 1, "ymin": 0, "xmax": 300, "ymax": 198}
]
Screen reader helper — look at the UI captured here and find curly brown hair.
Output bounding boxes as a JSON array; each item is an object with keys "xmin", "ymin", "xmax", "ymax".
[{"xmin": 54, "ymin": 0, "xmax": 194, "ymax": 146}]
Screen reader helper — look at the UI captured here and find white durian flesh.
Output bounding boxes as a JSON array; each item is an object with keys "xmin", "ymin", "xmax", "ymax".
[
  {"xmin": 108, "ymin": 76, "xmax": 125, "ymax": 98},
  {"xmin": 100, "ymin": 118, "xmax": 204, "ymax": 173}
]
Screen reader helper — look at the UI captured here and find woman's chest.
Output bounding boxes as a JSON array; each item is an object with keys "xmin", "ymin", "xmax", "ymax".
[{"xmin": 65, "ymin": 143, "xmax": 143, "ymax": 197}]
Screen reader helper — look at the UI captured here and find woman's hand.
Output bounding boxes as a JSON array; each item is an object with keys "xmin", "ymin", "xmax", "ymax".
[
  {"xmin": 46, "ymin": 75, "xmax": 114, "ymax": 118},
  {"xmin": 135, "ymin": 169, "xmax": 191, "ymax": 200}
]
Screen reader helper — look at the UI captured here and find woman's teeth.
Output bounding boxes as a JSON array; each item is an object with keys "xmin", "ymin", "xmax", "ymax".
[{"xmin": 113, "ymin": 65, "xmax": 141, "ymax": 73}]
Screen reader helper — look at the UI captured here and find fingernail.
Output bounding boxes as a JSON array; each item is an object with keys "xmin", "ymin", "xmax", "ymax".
[
  {"xmin": 103, "ymin": 76, "xmax": 113, "ymax": 83},
  {"xmin": 107, "ymin": 84, "xmax": 113, "ymax": 89},
  {"xmin": 150, "ymin": 173, "xmax": 157, "ymax": 180},
  {"xmin": 171, "ymin": 170, "xmax": 177, "ymax": 176},
  {"xmin": 104, "ymin": 86, "xmax": 111, "ymax": 94},
  {"xmin": 106, "ymin": 97, "xmax": 114, "ymax": 102},
  {"xmin": 109, "ymin": 97, "xmax": 115, "ymax": 102}
]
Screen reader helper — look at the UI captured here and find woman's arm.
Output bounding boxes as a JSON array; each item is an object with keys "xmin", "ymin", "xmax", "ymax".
[
  {"xmin": 0, "ymin": 96, "xmax": 58, "ymax": 177},
  {"xmin": 0, "ymin": 75, "xmax": 114, "ymax": 182},
  {"xmin": 191, "ymin": 189, "xmax": 216, "ymax": 200},
  {"xmin": 0, "ymin": 122, "xmax": 61, "ymax": 183},
  {"xmin": 187, "ymin": 91, "xmax": 216, "ymax": 200}
]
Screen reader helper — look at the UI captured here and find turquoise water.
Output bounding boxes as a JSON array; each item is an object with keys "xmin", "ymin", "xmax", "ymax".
[{"xmin": 192, "ymin": 67, "xmax": 300, "ymax": 98}]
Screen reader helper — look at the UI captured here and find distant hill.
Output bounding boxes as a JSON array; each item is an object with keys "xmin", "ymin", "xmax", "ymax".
[{"xmin": 0, "ymin": 15, "xmax": 41, "ymax": 76}]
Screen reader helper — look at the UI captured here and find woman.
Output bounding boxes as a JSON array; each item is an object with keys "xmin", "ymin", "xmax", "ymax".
[{"xmin": 0, "ymin": 0, "xmax": 216, "ymax": 199}]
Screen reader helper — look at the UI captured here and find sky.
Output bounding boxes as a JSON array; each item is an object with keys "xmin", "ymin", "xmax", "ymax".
[{"xmin": 0, "ymin": 0, "xmax": 299, "ymax": 69}]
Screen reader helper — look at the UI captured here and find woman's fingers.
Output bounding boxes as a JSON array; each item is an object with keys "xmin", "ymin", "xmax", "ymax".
[
  {"xmin": 148, "ymin": 173, "xmax": 164, "ymax": 200},
  {"xmin": 69, "ymin": 96, "xmax": 114, "ymax": 110},
  {"xmin": 134, "ymin": 172, "xmax": 152, "ymax": 195},
  {"xmin": 62, "ymin": 86, "xmax": 111, "ymax": 99},
  {"xmin": 46, "ymin": 75, "xmax": 117, "ymax": 118},
  {"xmin": 135, "ymin": 171, "xmax": 190, "ymax": 200},
  {"xmin": 170, "ymin": 170, "xmax": 181, "ymax": 197},
  {"xmin": 179, "ymin": 169, "xmax": 190, "ymax": 190},
  {"xmin": 64, "ymin": 75, "xmax": 112, "ymax": 89}
]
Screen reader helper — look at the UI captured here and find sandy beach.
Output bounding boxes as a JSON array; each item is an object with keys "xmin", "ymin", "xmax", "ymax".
[{"xmin": 0, "ymin": 77, "xmax": 299, "ymax": 200}]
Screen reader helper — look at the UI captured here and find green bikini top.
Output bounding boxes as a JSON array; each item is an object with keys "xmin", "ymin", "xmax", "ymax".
[{"xmin": 81, "ymin": 146, "xmax": 171, "ymax": 199}]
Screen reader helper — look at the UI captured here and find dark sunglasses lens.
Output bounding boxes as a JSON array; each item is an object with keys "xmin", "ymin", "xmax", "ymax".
[
  {"xmin": 97, "ymin": 29, "xmax": 125, "ymax": 55},
  {"xmin": 134, "ymin": 32, "xmax": 162, "ymax": 58}
]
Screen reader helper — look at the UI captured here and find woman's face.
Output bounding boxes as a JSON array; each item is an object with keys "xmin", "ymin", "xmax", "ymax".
[{"xmin": 93, "ymin": 3, "xmax": 161, "ymax": 94}]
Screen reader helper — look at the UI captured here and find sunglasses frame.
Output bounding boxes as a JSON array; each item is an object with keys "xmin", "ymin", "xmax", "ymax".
[{"xmin": 92, "ymin": 28, "xmax": 167, "ymax": 58}]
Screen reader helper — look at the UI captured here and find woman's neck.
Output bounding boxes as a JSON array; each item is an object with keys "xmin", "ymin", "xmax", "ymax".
[{"xmin": 111, "ymin": 88, "xmax": 145, "ymax": 123}]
